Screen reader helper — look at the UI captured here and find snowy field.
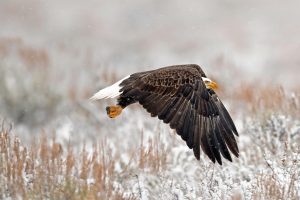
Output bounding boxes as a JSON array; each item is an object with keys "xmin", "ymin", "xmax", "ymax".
[{"xmin": 1, "ymin": 0, "xmax": 300, "ymax": 199}]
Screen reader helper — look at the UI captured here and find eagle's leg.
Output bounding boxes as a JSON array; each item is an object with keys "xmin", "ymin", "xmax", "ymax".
[{"xmin": 106, "ymin": 95, "xmax": 136, "ymax": 118}]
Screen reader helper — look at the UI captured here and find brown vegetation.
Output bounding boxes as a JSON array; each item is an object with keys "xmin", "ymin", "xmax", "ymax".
[
  {"xmin": 0, "ymin": 122, "xmax": 168, "ymax": 199},
  {"xmin": 233, "ymin": 83, "xmax": 300, "ymax": 117}
]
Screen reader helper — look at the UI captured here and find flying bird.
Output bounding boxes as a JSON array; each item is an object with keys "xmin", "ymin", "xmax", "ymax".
[{"xmin": 90, "ymin": 64, "xmax": 239, "ymax": 165}]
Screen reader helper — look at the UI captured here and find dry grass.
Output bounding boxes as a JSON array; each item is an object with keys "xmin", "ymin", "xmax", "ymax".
[
  {"xmin": 1, "ymin": 112, "xmax": 299, "ymax": 199},
  {"xmin": 0, "ymin": 121, "xmax": 168, "ymax": 200},
  {"xmin": 138, "ymin": 131, "xmax": 167, "ymax": 172},
  {"xmin": 248, "ymin": 144, "xmax": 300, "ymax": 200},
  {"xmin": 232, "ymin": 83, "xmax": 300, "ymax": 117}
]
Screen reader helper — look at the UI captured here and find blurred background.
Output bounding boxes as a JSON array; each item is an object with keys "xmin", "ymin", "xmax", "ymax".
[
  {"xmin": 1, "ymin": 0, "xmax": 300, "ymax": 199},
  {"xmin": 1, "ymin": 0, "xmax": 300, "ymax": 148},
  {"xmin": 1, "ymin": 0, "xmax": 300, "ymax": 146},
  {"xmin": 1, "ymin": 0, "xmax": 300, "ymax": 80}
]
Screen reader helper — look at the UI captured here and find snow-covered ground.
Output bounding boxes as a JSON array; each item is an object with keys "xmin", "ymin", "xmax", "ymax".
[{"xmin": 1, "ymin": 0, "xmax": 300, "ymax": 199}]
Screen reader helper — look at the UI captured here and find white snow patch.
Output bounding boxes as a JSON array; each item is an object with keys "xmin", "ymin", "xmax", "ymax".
[{"xmin": 56, "ymin": 119, "xmax": 73, "ymax": 144}]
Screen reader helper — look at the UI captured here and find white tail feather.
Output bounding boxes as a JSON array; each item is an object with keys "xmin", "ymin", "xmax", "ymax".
[{"xmin": 90, "ymin": 75, "xmax": 130, "ymax": 100}]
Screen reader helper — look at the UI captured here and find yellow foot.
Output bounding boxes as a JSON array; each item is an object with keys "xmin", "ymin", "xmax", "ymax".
[{"xmin": 106, "ymin": 105, "xmax": 123, "ymax": 118}]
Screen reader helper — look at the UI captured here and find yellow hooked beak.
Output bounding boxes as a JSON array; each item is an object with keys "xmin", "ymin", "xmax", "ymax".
[{"xmin": 207, "ymin": 81, "xmax": 218, "ymax": 90}]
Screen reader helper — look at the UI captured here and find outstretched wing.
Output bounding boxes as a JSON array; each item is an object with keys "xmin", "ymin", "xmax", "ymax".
[{"xmin": 119, "ymin": 64, "xmax": 239, "ymax": 164}]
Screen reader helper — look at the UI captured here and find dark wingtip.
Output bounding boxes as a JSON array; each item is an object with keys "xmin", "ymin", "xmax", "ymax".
[
  {"xmin": 235, "ymin": 131, "xmax": 239, "ymax": 137},
  {"xmin": 193, "ymin": 146, "xmax": 200, "ymax": 160},
  {"xmin": 226, "ymin": 155, "xmax": 233, "ymax": 162},
  {"xmin": 234, "ymin": 152, "xmax": 239, "ymax": 158},
  {"xmin": 232, "ymin": 149, "xmax": 239, "ymax": 158}
]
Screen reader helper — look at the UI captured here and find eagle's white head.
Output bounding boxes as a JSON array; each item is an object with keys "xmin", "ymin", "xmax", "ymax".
[{"xmin": 202, "ymin": 77, "xmax": 218, "ymax": 90}]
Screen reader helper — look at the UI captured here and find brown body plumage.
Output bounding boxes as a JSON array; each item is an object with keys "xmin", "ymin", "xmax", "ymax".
[{"xmin": 91, "ymin": 64, "xmax": 239, "ymax": 165}]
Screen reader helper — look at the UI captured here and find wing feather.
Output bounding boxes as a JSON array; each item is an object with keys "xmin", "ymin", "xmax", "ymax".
[
  {"xmin": 170, "ymin": 98, "xmax": 188, "ymax": 129},
  {"xmin": 209, "ymin": 118, "xmax": 222, "ymax": 165},
  {"xmin": 187, "ymin": 108, "xmax": 196, "ymax": 148},
  {"xmin": 150, "ymin": 95, "xmax": 170, "ymax": 117},
  {"xmin": 192, "ymin": 114, "xmax": 200, "ymax": 160},
  {"xmin": 158, "ymin": 97, "xmax": 179, "ymax": 121},
  {"xmin": 200, "ymin": 117, "xmax": 216, "ymax": 163},
  {"xmin": 215, "ymin": 119, "xmax": 232, "ymax": 161},
  {"xmin": 219, "ymin": 122, "xmax": 239, "ymax": 157},
  {"xmin": 178, "ymin": 103, "xmax": 192, "ymax": 142},
  {"xmin": 164, "ymin": 97, "xmax": 186, "ymax": 124}
]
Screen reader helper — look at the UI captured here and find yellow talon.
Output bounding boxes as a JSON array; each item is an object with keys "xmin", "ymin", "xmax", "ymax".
[{"xmin": 106, "ymin": 105, "xmax": 123, "ymax": 118}]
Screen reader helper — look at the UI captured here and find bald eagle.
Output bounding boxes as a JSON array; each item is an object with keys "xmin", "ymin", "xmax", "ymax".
[{"xmin": 90, "ymin": 64, "xmax": 239, "ymax": 165}]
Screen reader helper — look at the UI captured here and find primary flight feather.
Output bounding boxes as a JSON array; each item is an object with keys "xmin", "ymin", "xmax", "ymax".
[{"xmin": 90, "ymin": 64, "xmax": 239, "ymax": 165}]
